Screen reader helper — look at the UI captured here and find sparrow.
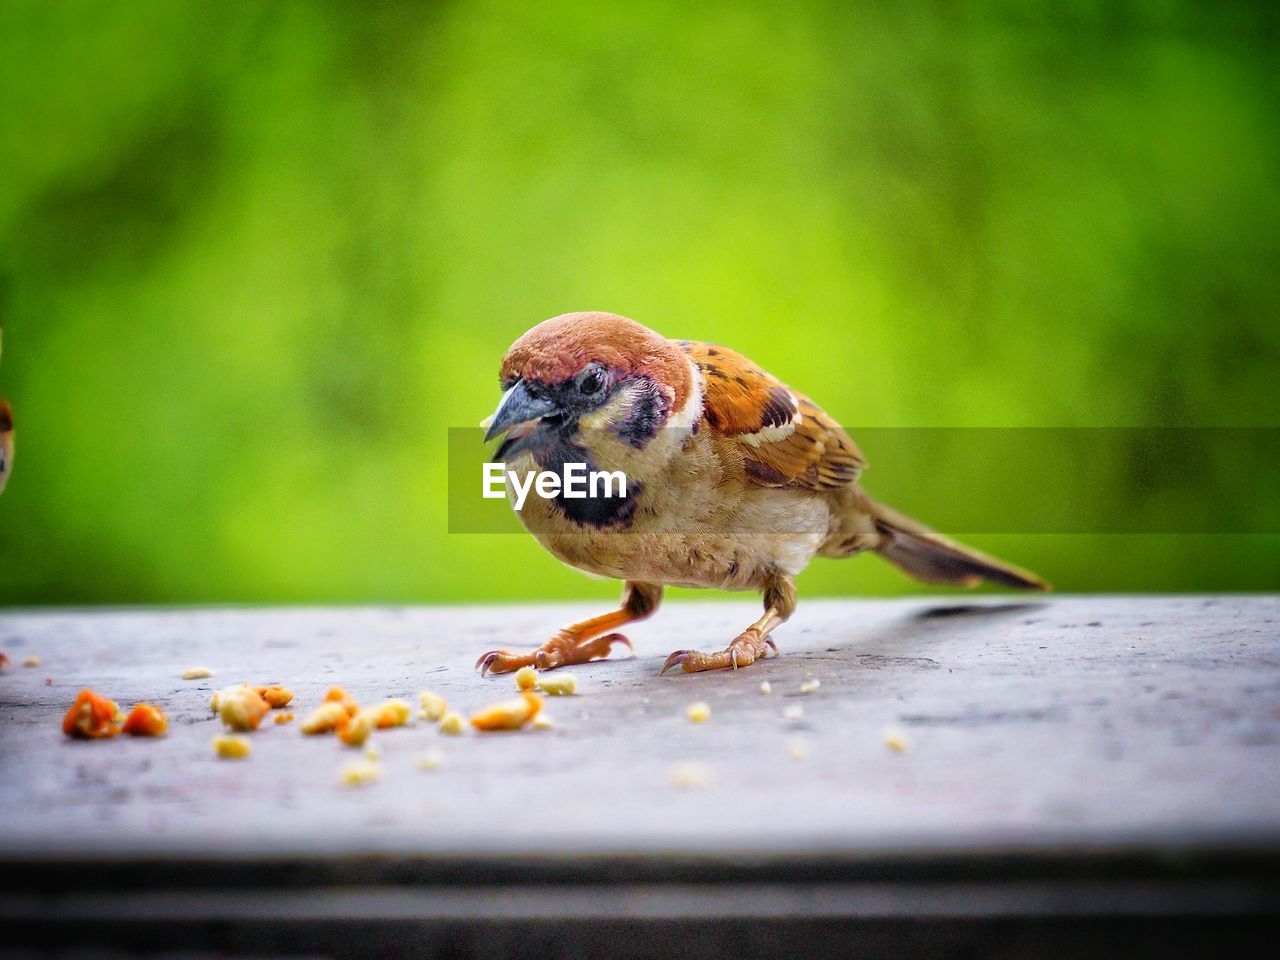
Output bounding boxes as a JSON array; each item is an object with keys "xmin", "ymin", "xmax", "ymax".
[{"xmin": 477, "ymin": 311, "xmax": 1045, "ymax": 676}]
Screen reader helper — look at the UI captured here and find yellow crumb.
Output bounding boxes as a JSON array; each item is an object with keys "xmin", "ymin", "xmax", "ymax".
[
  {"xmin": 418, "ymin": 691, "xmax": 448, "ymax": 722},
  {"xmin": 531, "ymin": 713, "xmax": 554, "ymax": 730},
  {"xmin": 537, "ymin": 673, "xmax": 577, "ymax": 696},
  {"xmin": 884, "ymin": 729, "xmax": 910, "ymax": 753},
  {"xmin": 418, "ymin": 750, "xmax": 443, "ymax": 770},
  {"xmin": 212, "ymin": 735, "xmax": 250, "ymax": 760},
  {"xmin": 337, "ymin": 708, "xmax": 378, "ymax": 747},
  {"xmin": 671, "ymin": 763, "xmax": 709, "ymax": 788},
  {"xmin": 300, "ymin": 701, "xmax": 350, "ymax": 735},
  {"xmin": 782, "ymin": 704, "xmax": 804, "ymax": 721},
  {"xmin": 182, "ymin": 666, "xmax": 214, "ymax": 680},
  {"xmin": 759, "ymin": 681, "xmax": 772, "ymax": 694},
  {"xmin": 470, "ymin": 692, "xmax": 543, "ymax": 731},
  {"xmin": 438, "ymin": 711, "xmax": 465, "ymax": 735},
  {"xmin": 800, "ymin": 679, "xmax": 821, "ymax": 694},
  {"xmin": 373, "ymin": 698, "xmax": 413, "ymax": 728},
  {"xmin": 22, "ymin": 655, "xmax": 40, "ymax": 668},
  {"xmin": 364, "ymin": 743, "xmax": 380, "ymax": 761},
  {"xmin": 787, "ymin": 740, "xmax": 810, "ymax": 760},
  {"xmin": 217, "ymin": 685, "xmax": 269, "ymax": 732},
  {"xmin": 274, "ymin": 712, "xmax": 294, "ymax": 725},
  {"xmin": 514, "ymin": 666, "xmax": 539, "ymax": 691},
  {"xmin": 686, "ymin": 701, "xmax": 711, "ymax": 723},
  {"xmin": 340, "ymin": 760, "xmax": 381, "ymax": 787}
]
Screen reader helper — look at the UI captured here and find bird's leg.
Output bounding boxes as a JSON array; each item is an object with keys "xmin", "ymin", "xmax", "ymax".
[
  {"xmin": 476, "ymin": 581, "xmax": 663, "ymax": 675},
  {"xmin": 661, "ymin": 577, "xmax": 796, "ymax": 675}
]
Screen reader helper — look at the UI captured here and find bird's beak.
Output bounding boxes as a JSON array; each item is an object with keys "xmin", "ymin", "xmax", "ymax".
[{"xmin": 483, "ymin": 380, "xmax": 560, "ymax": 450}]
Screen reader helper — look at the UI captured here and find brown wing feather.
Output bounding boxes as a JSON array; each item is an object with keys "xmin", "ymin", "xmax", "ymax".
[{"xmin": 679, "ymin": 341, "xmax": 865, "ymax": 491}]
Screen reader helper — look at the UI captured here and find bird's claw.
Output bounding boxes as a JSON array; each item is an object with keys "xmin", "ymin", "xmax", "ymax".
[
  {"xmin": 659, "ymin": 649, "xmax": 691, "ymax": 676},
  {"xmin": 475, "ymin": 650, "xmax": 504, "ymax": 676}
]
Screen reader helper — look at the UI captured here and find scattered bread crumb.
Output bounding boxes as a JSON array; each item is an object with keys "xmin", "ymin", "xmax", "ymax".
[
  {"xmin": 759, "ymin": 681, "xmax": 772, "ymax": 694},
  {"xmin": 418, "ymin": 691, "xmax": 448, "ymax": 722},
  {"xmin": 470, "ymin": 692, "xmax": 543, "ymax": 731},
  {"xmin": 537, "ymin": 673, "xmax": 577, "ymax": 696},
  {"xmin": 324, "ymin": 687, "xmax": 360, "ymax": 716},
  {"xmin": 418, "ymin": 750, "xmax": 443, "ymax": 770},
  {"xmin": 213, "ymin": 735, "xmax": 251, "ymax": 759},
  {"xmin": 787, "ymin": 740, "xmax": 809, "ymax": 761},
  {"xmin": 531, "ymin": 713, "xmax": 554, "ymax": 730},
  {"xmin": 274, "ymin": 712, "xmax": 294, "ymax": 725},
  {"xmin": 182, "ymin": 667, "xmax": 214, "ymax": 680},
  {"xmin": 256, "ymin": 685, "xmax": 294, "ymax": 709},
  {"xmin": 671, "ymin": 763, "xmax": 709, "ymax": 788},
  {"xmin": 62, "ymin": 689, "xmax": 122, "ymax": 739},
  {"xmin": 686, "ymin": 701, "xmax": 711, "ymax": 723},
  {"xmin": 800, "ymin": 679, "xmax": 821, "ymax": 694},
  {"xmin": 884, "ymin": 729, "xmax": 909, "ymax": 753},
  {"xmin": 373, "ymin": 698, "xmax": 412, "ymax": 729},
  {"xmin": 216, "ymin": 685, "xmax": 270, "ymax": 732},
  {"xmin": 122, "ymin": 703, "xmax": 168, "ymax": 737},
  {"xmin": 340, "ymin": 760, "xmax": 381, "ymax": 787},
  {"xmin": 438, "ymin": 711, "xmax": 465, "ymax": 735},
  {"xmin": 782, "ymin": 704, "xmax": 804, "ymax": 721},
  {"xmin": 514, "ymin": 666, "xmax": 538, "ymax": 691},
  {"xmin": 364, "ymin": 743, "xmax": 380, "ymax": 761},
  {"xmin": 337, "ymin": 708, "xmax": 378, "ymax": 747},
  {"xmin": 300, "ymin": 701, "xmax": 350, "ymax": 735},
  {"xmin": 22, "ymin": 655, "xmax": 40, "ymax": 668}
]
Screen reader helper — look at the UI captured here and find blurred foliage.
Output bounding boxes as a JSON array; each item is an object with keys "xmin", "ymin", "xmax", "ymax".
[{"xmin": 0, "ymin": 0, "xmax": 1277, "ymax": 605}]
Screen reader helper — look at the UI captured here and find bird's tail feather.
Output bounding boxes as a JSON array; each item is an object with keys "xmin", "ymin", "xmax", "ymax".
[{"xmin": 865, "ymin": 495, "xmax": 1048, "ymax": 591}]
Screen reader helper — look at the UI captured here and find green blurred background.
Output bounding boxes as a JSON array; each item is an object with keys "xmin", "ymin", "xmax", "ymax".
[{"xmin": 1, "ymin": 0, "xmax": 1277, "ymax": 605}]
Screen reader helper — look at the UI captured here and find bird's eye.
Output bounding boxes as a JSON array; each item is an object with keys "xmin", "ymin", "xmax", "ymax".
[{"xmin": 575, "ymin": 366, "xmax": 606, "ymax": 395}]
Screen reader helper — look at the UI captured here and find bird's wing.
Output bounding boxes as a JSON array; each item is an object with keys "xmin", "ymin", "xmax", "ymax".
[{"xmin": 679, "ymin": 341, "xmax": 865, "ymax": 490}]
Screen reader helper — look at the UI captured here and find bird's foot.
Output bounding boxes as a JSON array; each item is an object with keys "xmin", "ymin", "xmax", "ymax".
[
  {"xmin": 476, "ymin": 631, "xmax": 632, "ymax": 676},
  {"xmin": 660, "ymin": 630, "xmax": 777, "ymax": 675}
]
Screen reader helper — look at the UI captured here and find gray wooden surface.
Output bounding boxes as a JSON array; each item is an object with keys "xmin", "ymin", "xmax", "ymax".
[{"xmin": 1, "ymin": 596, "xmax": 1277, "ymax": 862}]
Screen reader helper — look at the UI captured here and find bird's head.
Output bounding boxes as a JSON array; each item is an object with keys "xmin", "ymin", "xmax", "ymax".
[{"xmin": 484, "ymin": 312, "xmax": 698, "ymax": 464}]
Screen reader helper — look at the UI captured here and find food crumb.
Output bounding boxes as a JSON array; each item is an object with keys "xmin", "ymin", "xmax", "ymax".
[
  {"xmin": 213, "ymin": 735, "xmax": 251, "ymax": 760},
  {"xmin": 759, "ymin": 681, "xmax": 772, "ymax": 694},
  {"xmin": 470, "ymin": 692, "xmax": 543, "ymax": 731},
  {"xmin": 274, "ymin": 712, "xmax": 294, "ymax": 725},
  {"xmin": 324, "ymin": 687, "xmax": 360, "ymax": 716},
  {"xmin": 122, "ymin": 703, "xmax": 168, "ymax": 737},
  {"xmin": 62, "ymin": 689, "xmax": 123, "ymax": 739},
  {"xmin": 182, "ymin": 667, "xmax": 214, "ymax": 680},
  {"xmin": 671, "ymin": 763, "xmax": 709, "ymax": 788},
  {"xmin": 514, "ymin": 666, "xmax": 538, "ymax": 691},
  {"xmin": 337, "ymin": 708, "xmax": 378, "ymax": 747},
  {"xmin": 256, "ymin": 685, "xmax": 294, "ymax": 709},
  {"xmin": 782, "ymin": 704, "xmax": 804, "ymax": 722},
  {"xmin": 364, "ymin": 743, "xmax": 380, "ymax": 761},
  {"xmin": 787, "ymin": 740, "xmax": 809, "ymax": 761},
  {"xmin": 686, "ymin": 701, "xmax": 711, "ymax": 723},
  {"xmin": 216, "ymin": 685, "xmax": 270, "ymax": 732},
  {"xmin": 373, "ymin": 698, "xmax": 412, "ymax": 728},
  {"xmin": 418, "ymin": 750, "xmax": 443, "ymax": 770},
  {"xmin": 884, "ymin": 729, "xmax": 910, "ymax": 753},
  {"xmin": 418, "ymin": 691, "xmax": 448, "ymax": 722},
  {"xmin": 531, "ymin": 712, "xmax": 554, "ymax": 730},
  {"xmin": 22, "ymin": 655, "xmax": 40, "ymax": 668},
  {"xmin": 300, "ymin": 701, "xmax": 350, "ymax": 735},
  {"xmin": 800, "ymin": 679, "xmax": 821, "ymax": 694},
  {"xmin": 340, "ymin": 760, "xmax": 381, "ymax": 787},
  {"xmin": 537, "ymin": 673, "xmax": 577, "ymax": 696},
  {"xmin": 438, "ymin": 711, "xmax": 465, "ymax": 735}
]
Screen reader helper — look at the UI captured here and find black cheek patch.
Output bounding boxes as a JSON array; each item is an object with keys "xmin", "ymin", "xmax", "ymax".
[
  {"xmin": 609, "ymin": 375, "xmax": 671, "ymax": 449},
  {"xmin": 533, "ymin": 435, "xmax": 641, "ymax": 530}
]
